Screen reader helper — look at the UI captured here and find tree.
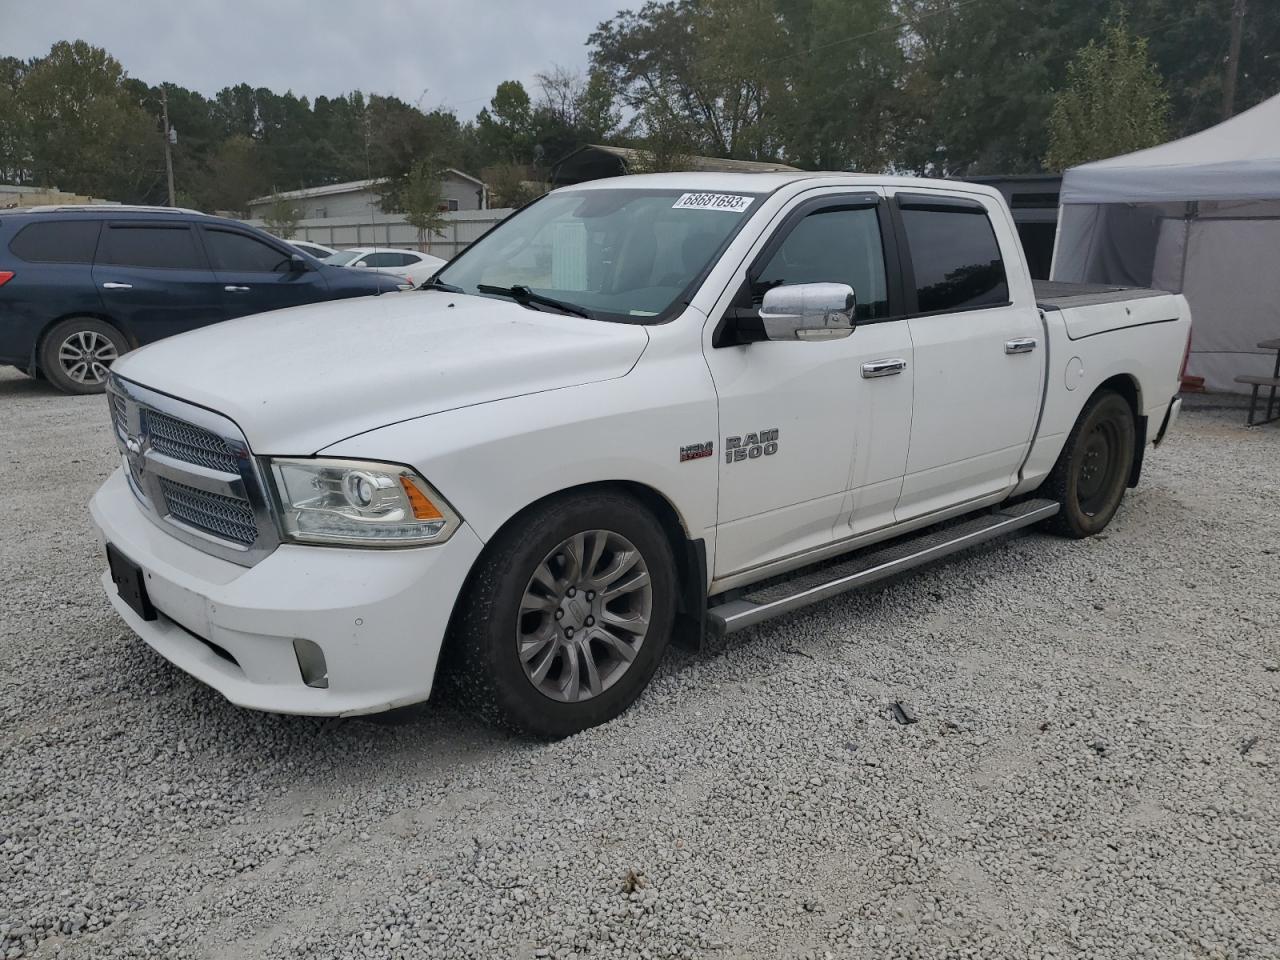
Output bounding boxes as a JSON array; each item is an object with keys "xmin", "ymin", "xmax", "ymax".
[
  {"xmin": 17, "ymin": 40, "xmax": 161, "ymax": 199},
  {"xmin": 476, "ymin": 80, "xmax": 536, "ymax": 164},
  {"xmin": 1045, "ymin": 23, "xmax": 1169, "ymax": 171},
  {"xmin": 262, "ymin": 191, "xmax": 301, "ymax": 238},
  {"xmin": 399, "ymin": 159, "xmax": 448, "ymax": 246},
  {"xmin": 627, "ymin": 89, "xmax": 698, "ymax": 173},
  {"xmin": 589, "ymin": 0, "xmax": 775, "ymax": 159},
  {"xmin": 483, "ymin": 163, "xmax": 544, "ymax": 209}
]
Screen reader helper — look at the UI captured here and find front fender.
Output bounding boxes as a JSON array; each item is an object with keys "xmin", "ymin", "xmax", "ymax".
[{"xmin": 319, "ymin": 348, "xmax": 720, "ymax": 549}]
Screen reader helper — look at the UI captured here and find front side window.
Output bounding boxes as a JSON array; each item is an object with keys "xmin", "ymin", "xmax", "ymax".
[
  {"xmin": 436, "ymin": 188, "xmax": 762, "ymax": 322},
  {"xmin": 754, "ymin": 206, "xmax": 889, "ymax": 321},
  {"xmin": 203, "ymin": 229, "xmax": 293, "ymax": 273},
  {"xmin": 361, "ymin": 252, "xmax": 403, "ymax": 268},
  {"xmin": 10, "ymin": 220, "xmax": 101, "ymax": 263},
  {"xmin": 899, "ymin": 204, "xmax": 1008, "ymax": 313},
  {"xmin": 99, "ymin": 224, "xmax": 207, "ymax": 270}
]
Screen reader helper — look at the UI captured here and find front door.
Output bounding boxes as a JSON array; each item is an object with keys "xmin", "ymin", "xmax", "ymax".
[
  {"xmin": 703, "ymin": 192, "xmax": 914, "ymax": 579},
  {"xmin": 889, "ymin": 191, "xmax": 1044, "ymax": 520},
  {"xmin": 92, "ymin": 221, "xmax": 225, "ymax": 344},
  {"xmin": 199, "ymin": 226, "xmax": 331, "ymax": 320}
]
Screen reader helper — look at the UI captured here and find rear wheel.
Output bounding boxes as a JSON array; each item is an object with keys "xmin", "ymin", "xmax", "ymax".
[
  {"xmin": 1042, "ymin": 390, "xmax": 1136, "ymax": 538},
  {"xmin": 450, "ymin": 491, "xmax": 676, "ymax": 738},
  {"xmin": 39, "ymin": 317, "xmax": 127, "ymax": 394}
]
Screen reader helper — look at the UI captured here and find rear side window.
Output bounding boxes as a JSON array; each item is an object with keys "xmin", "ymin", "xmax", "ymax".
[
  {"xmin": 755, "ymin": 206, "xmax": 890, "ymax": 321},
  {"xmin": 9, "ymin": 220, "xmax": 101, "ymax": 263},
  {"xmin": 899, "ymin": 203, "xmax": 1008, "ymax": 313},
  {"xmin": 203, "ymin": 229, "xmax": 292, "ymax": 273},
  {"xmin": 361, "ymin": 252, "xmax": 409, "ymax": 268},
  {"xmin": 99, "ymin": 224, "xmax": 208, "ymax": 270}
]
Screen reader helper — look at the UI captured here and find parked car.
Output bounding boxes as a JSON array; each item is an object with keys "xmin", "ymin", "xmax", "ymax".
[
  {"xmin": 0, "ymin": 206, "xmax": 402, "ymax": 394},
  {"xmin": 91, "ymin": 173, "xmax": 1190, "ymax": 738},
  {"xmin": 324, "ymin": 246, "xmax": 446, "ymax": 288},
  {"xmin": 287, "ymin": 239, "xmax": 338, "ymax": 260}
]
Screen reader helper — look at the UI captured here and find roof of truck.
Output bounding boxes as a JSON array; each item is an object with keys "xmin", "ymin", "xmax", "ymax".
[{"xmin": 560, "ymin": 171, "xmax": 1006, "ymax": 201}]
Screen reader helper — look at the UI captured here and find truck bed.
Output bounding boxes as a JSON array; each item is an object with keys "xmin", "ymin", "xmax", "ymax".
[{"xmin": 1033, "ymin": 280, "xmax": 1167, "ymax": 311}]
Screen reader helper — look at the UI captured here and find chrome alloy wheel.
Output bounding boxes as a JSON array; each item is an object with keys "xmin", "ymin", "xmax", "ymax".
[
  {"xmin": 517, "ymin": 529, "xmax": 653, "ymax": 703},
  {"xmin": 58, "ymin": 330, "xmax": 119, "ymax": 385}
]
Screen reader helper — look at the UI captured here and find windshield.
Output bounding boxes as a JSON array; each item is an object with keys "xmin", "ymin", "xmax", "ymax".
[
  {"xmin": 436, "ymin": 188, "xmax": 762, "ymax": 322},
  {"xmin": 324, "ymin": 250, "xmax": 364, "ymax": 266}
]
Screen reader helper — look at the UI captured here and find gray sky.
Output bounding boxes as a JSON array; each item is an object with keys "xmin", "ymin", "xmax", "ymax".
[{"xmin": 2, "ymin": 0, "xmax": 627, "ymax": 118}]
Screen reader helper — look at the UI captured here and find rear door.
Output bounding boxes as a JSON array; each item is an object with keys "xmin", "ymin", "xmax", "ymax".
[
  {"xmin": 92, "ymin": 221, "xmax": 225, "ymax": 344},
  {"xmin": 889, "ymin": 191, "xmax": 1044, "ymax": 520},
  {"xmin": 200, "ymin": 226, "xmax": 331, "ymax": 319}
]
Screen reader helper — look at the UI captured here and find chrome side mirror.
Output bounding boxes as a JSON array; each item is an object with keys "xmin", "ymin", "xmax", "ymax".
[{"xmin": 759, "ymin": 282, "xmax": 856, "ymax": 341}]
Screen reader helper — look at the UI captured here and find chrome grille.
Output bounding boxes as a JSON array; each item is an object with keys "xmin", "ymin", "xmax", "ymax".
[
  {"xmin": 147, "ymin": 410, "xmax": 240, "ymax": 473},
  {"xmin": 109, "ymin": 392, "xmax": 128, "ymax": 435},
  {"xmin": 159, "ymin": 477, "xmax": 258, "ymax": 546},
  {"xmin": 107, "ymin": 375, "xmax": 277, "ymax": 566}
]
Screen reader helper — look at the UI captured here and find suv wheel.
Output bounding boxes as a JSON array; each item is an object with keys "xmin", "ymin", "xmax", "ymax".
[
  {"xmin": 450, "ymin": 491, "xmax": 676, "ymax": 738},
  {"xmin": 39, "ymin": 318, "xmax": 128, "ymax": 394}
]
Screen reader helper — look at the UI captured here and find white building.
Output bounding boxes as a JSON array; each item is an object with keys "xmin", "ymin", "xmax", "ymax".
[{"xmin": 247, "ymin": 170, "xmax": 487, "ymax": 220}]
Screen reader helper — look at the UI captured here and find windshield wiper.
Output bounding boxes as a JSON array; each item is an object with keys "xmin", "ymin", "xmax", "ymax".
[
  {"xmin": 421, "ymin": 278, "xmax": 464, "ymax": 293},
  {"xmin": 476, "ymin": 283, "xmax": 595, "ymax": 320}
]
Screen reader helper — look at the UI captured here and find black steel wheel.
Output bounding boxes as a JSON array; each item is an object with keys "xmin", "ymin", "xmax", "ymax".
[{"xmin": 1043, "ymin": 390, "xmax": 1136, "ymax": 538}]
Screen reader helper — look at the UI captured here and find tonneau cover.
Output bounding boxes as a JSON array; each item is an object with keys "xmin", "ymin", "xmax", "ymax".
[{"xmin": 1034, "ymin": 280, "xmax": 1167, "ymax": 311}]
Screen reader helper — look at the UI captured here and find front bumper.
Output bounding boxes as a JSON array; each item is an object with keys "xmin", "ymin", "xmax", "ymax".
[{"xmin": 90, "ymin": 467, "xmax": 484, "ymax": 716}]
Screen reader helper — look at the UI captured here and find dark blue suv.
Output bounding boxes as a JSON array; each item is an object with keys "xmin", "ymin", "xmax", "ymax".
[{"xmin": 0, "ymin": 206, "xmax": 401, "ymax": 393}]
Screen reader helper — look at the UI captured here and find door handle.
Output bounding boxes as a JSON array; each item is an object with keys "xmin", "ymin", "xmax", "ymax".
[
  {"xmin": 1005, "ymin": 338, "xmax": 1037, "ymax": 354},
  {"xmin": 861, "ymin": 358, "xmax": 907, "ymax": 379},
  {"xmin": 224, "ymin": 285, "xmax": 251, "ymax": 292},
  {"xmin": 101, "ymin": 282, "xmax": 133, "ymax": 290}
]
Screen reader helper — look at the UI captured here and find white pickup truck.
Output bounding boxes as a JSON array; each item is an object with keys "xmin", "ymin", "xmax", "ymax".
[{"xmin": 91, "ymin": 173, "xmax": 1190, "ymax": 737}]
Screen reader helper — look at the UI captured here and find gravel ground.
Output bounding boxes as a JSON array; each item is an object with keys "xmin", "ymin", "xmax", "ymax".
[{"xmin": 2, "ymin": 365, "xmax": 1278, "ymax": 960}]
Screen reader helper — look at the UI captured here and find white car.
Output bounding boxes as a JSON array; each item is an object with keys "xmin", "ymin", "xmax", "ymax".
[
  {"xmin": 91, "ymin": 172, "xmax": 1190, "ymax": 738},
  {"xmin": 289, "ymin": 240, "xmax": 338, "ymax": 260},
  {"xmin": 324, "ymin": 247, "xmax": 446, "ymax": 288}
]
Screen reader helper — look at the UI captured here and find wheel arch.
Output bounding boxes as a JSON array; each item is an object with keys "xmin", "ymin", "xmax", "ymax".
[
  {"xmin": 437, "ymin": 479, "xmax": 708, "ymax": 683},
  {"xmin": 1091, "ymin": 373, "xmax": 1146, "ymax": 487}
]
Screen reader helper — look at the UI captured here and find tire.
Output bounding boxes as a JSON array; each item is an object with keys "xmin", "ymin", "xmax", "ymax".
[
  {"xmin": 449, "ymin": 491, "xmax": 677, "ymax": 739},
  {"xmin": 39, "ymin": 317, "xmax": 128, "ymax": 395},
  {"xmin": 1042, "ymin": 390, "xmax": 1136, "ymax": 538}
]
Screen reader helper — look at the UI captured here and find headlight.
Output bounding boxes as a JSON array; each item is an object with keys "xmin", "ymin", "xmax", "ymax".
[{"xmin": 266, "ymin": 458, "xmax": 460, "ymax": 546}]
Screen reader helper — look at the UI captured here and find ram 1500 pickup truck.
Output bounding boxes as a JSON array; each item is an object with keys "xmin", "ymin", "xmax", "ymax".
[{"xmin": 91, "ymin": 173, "xmax": 1191, "ymax": 737}]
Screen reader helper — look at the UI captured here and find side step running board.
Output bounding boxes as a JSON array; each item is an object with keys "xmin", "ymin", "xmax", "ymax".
[{"xmin": 707, "ymin": 498, "xmax": 1059, "ymax": 636}]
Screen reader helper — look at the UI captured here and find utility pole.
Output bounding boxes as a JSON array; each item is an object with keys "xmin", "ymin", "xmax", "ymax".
[
  {"xmin": 160, "ymin": 86, "xmax": 176, "ymax": 206},
  {"xmin": 1223, "ymin": 0, "xmax": 1247, "ymax": 119}
]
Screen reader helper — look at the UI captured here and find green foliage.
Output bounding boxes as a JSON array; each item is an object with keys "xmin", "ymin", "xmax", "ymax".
[
  {"xmin": 483, "ymin": 163, "xmax": 545, "ymax": 209},
  {"xmin": 1045, "ymin": 22, "xmax": 1169, "ymax": 171},
  {"xmin": 399, "ymin": 159, "xmax": 449, "ymax": 242},
  {"xmin": 2, "ymin": 6, "xmax": 1278, "ymax": 205},
  {"xmin": 261, "ymin": 192, "xmax": 301, "ymax": 238},
  {"xmin": 626, "ymin": 91, "xmax": 699, "ymax": 173}
]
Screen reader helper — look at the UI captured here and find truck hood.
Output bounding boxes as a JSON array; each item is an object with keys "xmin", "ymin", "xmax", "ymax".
[{"xmin": 111, "ymin": 291, "xmax": 650, "ymax": 454}]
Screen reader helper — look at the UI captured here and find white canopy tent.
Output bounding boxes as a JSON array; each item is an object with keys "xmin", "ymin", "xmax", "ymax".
[{"xmin": 1052, "ymin": 94, "xmax": 1280, "ymax": 393}]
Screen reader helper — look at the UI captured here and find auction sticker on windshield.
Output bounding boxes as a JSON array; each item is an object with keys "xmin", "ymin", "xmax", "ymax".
[{"xmin": 672, "ymin": 193, "xmax": 754, "ymax": 212}]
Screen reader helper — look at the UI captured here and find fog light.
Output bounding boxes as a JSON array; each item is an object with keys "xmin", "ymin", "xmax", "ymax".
[{"xmin": 293, "ymin": 638, "xmax": 329, "ymax": 689}]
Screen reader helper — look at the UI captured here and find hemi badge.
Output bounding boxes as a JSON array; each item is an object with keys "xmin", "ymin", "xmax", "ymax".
[{"xmin": 679, "ymin": 441, "xmax": 714, "ymax": 463}]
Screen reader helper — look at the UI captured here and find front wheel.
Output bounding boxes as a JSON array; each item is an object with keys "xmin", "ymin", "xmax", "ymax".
[
  {"xmin": 450, "ymin": 491, "xmax": 676, "ymax": 738},
  {"xmin": 1042, "ymin": 390, "xmax": 1136, "ymax": 538}
]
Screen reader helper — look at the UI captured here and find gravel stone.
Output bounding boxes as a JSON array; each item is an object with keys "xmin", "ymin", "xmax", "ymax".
[{"xmin": 2, "ymin": 366, "xmax": 1279, "ymax": 958}]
